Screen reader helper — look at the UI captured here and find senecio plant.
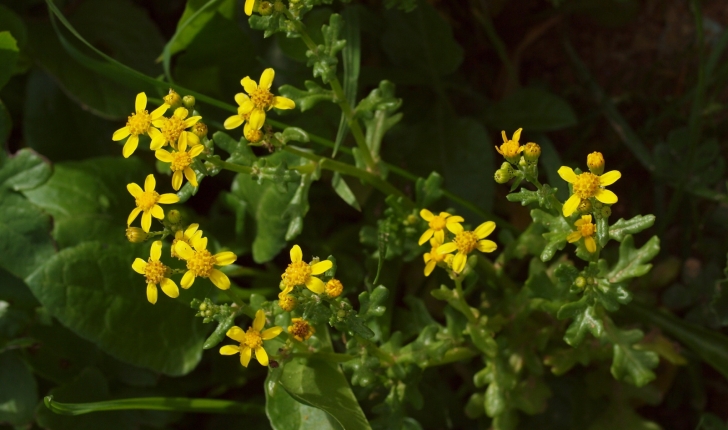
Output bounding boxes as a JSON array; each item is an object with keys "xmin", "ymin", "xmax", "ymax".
[{"xmin": 23, "ymin": 0, "xmax": 670, "ymax": 429}]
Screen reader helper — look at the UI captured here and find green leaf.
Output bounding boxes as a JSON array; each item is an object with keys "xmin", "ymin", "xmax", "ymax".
[
  {"xmin": 0, "ymin": 99, "xmax": 10, "ymax": 146},
  {"xmin": 0, "ymin": 31, "xmax": 18, "ymax": 91},
  {"xmin": 506, "ymin": 188, "xmax": 540, "ymax": 206},
  {"xmin": 431, "ymin": 285, "xmax": 472, "ymax": 319},
  {"xmin": 0, "ymin": 148, "xmax": 52, "ymax": 192},
  {"xmin": 531, "ymin": 209, "xmax": 571, "ymax": 262},
  {"xmin": 414, "ymin": 172, "xmax": 443, "ymax": 208},
  {"xmin": 265, "ymin": 373, "xmax": 342, "ymax": 430},
  {"xmin": 359, "ymin": 286, "xmax": 389, "ymax": 319},
  {"xmin": 608, "ymin": 215, "xmax": 656, "ymax": 242},
  {"xmin": 609, "ymin": 328, "xmax": 658, "ymax": 387},
  {"xmin": 0, "ymin": 5, "xmax": 27, "ymax": 49},
  {"xmin": 563, "ymin": 304, "xmax": 604, "ymax": 347},
  {"xmin": 525, "ymin": 257, "xmax": 563, "ymax": 302},
  {"xmin": 467, "ymin": 323, "xmax": 497, "ymax": 358},
  {"xmin": 0, "ymin": 193, "xmax": 55, "ymax": 279},
  {"xmin": 485, "ymin": 88, "xmax": 577, "ymax": 132},
  {"xmin": 333, "ymin": 6, "xmax": 361, "ymax": 156},
  {"xmin": 511, "ymin": 376, "xmax": 551, "ymax": 415},
  {"xmin": 44, "ymin": 395, "xmax": 262, "ymax": 416},
  {"xmin": 331, "ymin": 172, "xmax": 361, "ymax": 211},
  {"xmin": 25, "ymin": 242, "xmax": 210, "ymax": 376},
  {"xmin": 595, "ymin": 217, "xmax": 609, "ymax": 248},
  {"xmin": 306, "ymin": 14, "xmax": 346, "ymax": 84},
  {"xmin": 277, "ymin": 357, "xmax": 372, "ymax": 430},
  {"xmin": 279, "ymin": 80, "xmax": 335, "ymax": 112},
  {"xmin": 606, "ymin": 235, "xmax": 659, "ymax": 283},
  {"xmin": 355, "ymin": 80, "xmax": 403, "ymax": 156},
  {"xmin": 0, "ymin": 351, "xmax": 38, "ymax": 425}
]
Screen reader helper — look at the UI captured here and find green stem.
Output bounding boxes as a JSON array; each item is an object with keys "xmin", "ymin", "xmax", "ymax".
[
  {"xmin": 200, "ymin": 155, "xmax": 253, "ymax": 174},
  {"xmin": 454, "ymin": 276, "xmax": 477, "ymax": 324},
  {"xmin": 223, "ymin": 289, "xmax": 255, "ymax": 318},
  {"xmin": 44, "ymin": 396, "xmax": 263, "ymax": 416},
  {"xmin": 355, "ymin": 335, "xmax": 395, "ymax": 366},
  {"xmin": 425, "ymin": 347, "xmax": 479, "ymax": 367}
]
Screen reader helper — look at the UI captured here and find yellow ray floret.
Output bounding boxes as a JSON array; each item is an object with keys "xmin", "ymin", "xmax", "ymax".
[
  {"xmin": 237, "ymin": 68, "xmax": 295, "ymax": 130},
  {"xmin": 423, "ymin": 237, "xmax": 450, "ymax": 277},
  {"xmin": 150, "ymin": 107, "xmax": 202, "ymax": 151},
  {"xmin": 437, "ymin": 221, "xmax": 497, "ymax": 273},
  {"xmin": 155, "ymin": 133, "xmax": 205, "ymax": 191},
  {"xmin": 127, "ymin": 174, "xmax": 179, "ymax": 232},
  {"xmin": 219, "ymin": 309, "xmax": 282, "ymax": 367},
  {"xmin": 171, "ymin": 223, "xmax": 202, "ymax": 259},
  {"xmin": 567, "ymin": 215, "xmax": 597, "ymax": 253},
  {"xmin": 281, "ymin": 245, "xmax": 333, "ymax": 294},
  {"xmin": 495, "ymin": 128, "xmax": 524, "ymax": 161},
  {"xmin": 418, "ymin": 209, "xmax": 464, "ymax": 245},
  {"xmin": 558, "ymin": 166, "xmax": 620, "ymax": 217},
  {"xmin": 113, "ymin": 93, "xmax": 168, "ymax": 158},
  {"xmin": 174, "ymin": 236, "xmax": 237, "ymax": 290},
  {"xmin": 131, "ymin": 241, "xmax": 178, "ymax": 304}
]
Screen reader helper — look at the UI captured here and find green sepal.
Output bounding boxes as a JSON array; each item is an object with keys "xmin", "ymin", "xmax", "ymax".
[
  {"xmin": 608, "ymin": 215, "xmax": 656, "ymax": 242},
  {"xmin": 606, "ymin": 235, "xmax": 659, "ymax": 283},
  {"xmin": 278, "ymin": 80, "xmax": 335, "ymax": 112}
]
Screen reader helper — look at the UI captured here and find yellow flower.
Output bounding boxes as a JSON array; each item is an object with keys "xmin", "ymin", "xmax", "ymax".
[
  {"xmin": 281, "ymin": 245, "xmax": 333, "ymax": 294},
  {"xmin": 495, "ymin": 128, "xmax": 524, "ymax": 163},
  {"xmin": 237, "ymin": 68, "xmax": 295, "ymax": 130},
  {"xmin": 586, "ymin": 152, "xmax": 605, "ymax": 175},
  {"xmin": 112, "ymin": 93, "xmax": 168, "ymax": 158},
  {"xmin": 418, "ymin": 209, "xmax": 464, "ymax": 245},
  {"xmin": 244, "ymin": 122, "xmax": 263, "ymax": 143},
  {"xmin": 437, "ymin": 221, "xmax": 497, "ymax": 273},
  {"xmin": 325, "ymin": 279, "xmax": 343, "ymax": 298},
  {"xmin": 223, "ymin": 94, "xmax": 253, "ymax": 130},
  {"xmin": 423, "ymin": 237, "xmax": 449, "ymax": 277},
  {"xmin": 150, "ymin": 107, "xmax": 202, "ymax": 151},
  {"xmin": 567, "ymin": 215, "xmax": 597, "ymax": 253},
  {"xmin": 278, "ymin": 294, "xmax": 297, "ymax": 312},
  {"xmin": 558, "ymin": 165, "xmax": 620, "ymax": 217},
  {"xmin": 125, "ymin": 227, "xmax": 148, "ymax": 243},
  {"xmin": 127, "ymin": 174, "xmax": 179, "ymax": 232},
  {"xmin": 131, "ymin": 241, "xmax": 178, "ymax": 304},
  {"xmin": 219, "ymin": 310, "xmax": 282, "ymax": 367},
  {"xmin": 288, "ymin": 318, "xmax": 315, "ymax": 342},
  {"xmin": 174, "ymin": 236, "xmax": 237, "ymax": 290},
  {"xmin": 244, "ymin": 0, "xmax": 257, "ymax": 15},
  {"xmin": 171, "ymin": 224, "xmax": 202, "ymax": 259},
  {"xmin": 155, "ymin": 135, "xmax": 205, "ymax": 191}
]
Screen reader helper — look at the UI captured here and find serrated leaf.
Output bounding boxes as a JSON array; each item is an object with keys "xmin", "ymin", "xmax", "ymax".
[
  {"xmin": 213, "ymin": 131, "xmax": 256, "ymax": 166},
  {"xmin": 467, "ymin": 323, "xmax": 497, "ymax": 357},
  {"xmin": 607, "ymin": 235, "xmax": 659, "ymax": 283},
  {"xmin": 506, "ymin": 188, "xmax": 540, "ymax": 206},
  {"xmin": 593, "ymin": 278, "xmax": 632, "ymax": 312},
  {"xmin": 414, "ymin": 171, "xmax": 443, "ymax": 208},
  {"xmin": 279, "ymin": 80, "xmax": 335, "ymax": 112},
  {"xmin": 333, "ymin": 6, "xmax": 360, "ymax": 156},
  {"xmin": 525, "ymin": 257, "xmax": 562, "ymax": 301},
  {"xmin": 563, "ymin": 305, "xmax": 604, "ymax": 347},
  {"xmin": 609, "ymin": 328, "xmax": 658, "ymax": 387},
  {"xmin": 608, "ymin": 215, "xmax": 656, "ymax": 242},
  {"xmin": 306, "ymin": 14, "xmax": 346, "ymax": 84},
  {"xmin": 359, "ymin": 286, "xmax": 389, "ymax": 319},
  {"xmin": 531, "ymin": 209, "xmax": 571, "ymax": 262},
  {"xmin": 511, "ymin": 376, "xmax": 551, "ymax": 415}
]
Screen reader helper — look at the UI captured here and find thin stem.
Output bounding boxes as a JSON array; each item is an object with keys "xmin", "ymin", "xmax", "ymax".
[
  {"xmin": 200, "ymin": 155, "xmax": 253, "ymax": 174},
  {"xmin": 454, "ymin": 276, "xmax": 477, "ymax": 324}
]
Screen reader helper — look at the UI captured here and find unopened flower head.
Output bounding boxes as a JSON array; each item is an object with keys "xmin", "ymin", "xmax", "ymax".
[
  {"xmin": 567, "ymin": 215, "xmax": 597, "ymax": 253},
  {"xmin": 171, "ymin": 223, "xmax": 202, "ymax": 258},
  {"xmin": 437, "ymin": 221, "xmax": 497, "ymax": 273},
  {"xmin": 155, "ymin": 135, "xmax": 205, "ymax": 191},
  {"xmin": 235, "ymin": 68, "xmax": 295, "ymax": 130},
  {"xmin": 418, "ymin": 209, "xmax": 464, "ymax": 246},
  {"xmin": 192, "ymin": 122, "xmax": 208, "ymax": 138},
  {"xmin": 174, "ymin": 236, "xmax": 237, "ymax": 290},
  {"xmin": 219, "ymin": 309, "xmax": 282, "ymax": 367},
  {"xmin": 127, "ymin": 174, "xmax": 179, "ymax": 232},
  {"xmin": 125, "ymin": 227, "xmax": 148, "ymax": 243},
  {"xmin": 151, "ymin": 107, "xmax": 202, "ymax": 151},
  {"xmin": 278, "ymin": 294, "xmax": 297, "ymax": 312},
  {"xmin": 423, "ymin": 237, "xmax": 448, "ymax": 277},
  {"xmin": 112, "ymin": 93, "xmax": 168, "ymax": 158},
  {"xmin": 281, "ymin": 245, "xmax": 332, "ymax": 294},
  {"xmin": 577, "ymin": 199, "xmax": 592, "ymax": 215},
  {"xmin": 325, "ymin": 278, "xmax": 343, "ymax": 298},
  {"xmin": 586, "ymin": 152, "xmax": 605, "ymax": 175},
  {"xmin": 163, "ymin": 89, "xmax": 182, "ymax": 109},
  {"xmin": 558, "ymin": 162, "xmax": 620, "ymax": 217},
  {"xmin": 289, "ymin": 318, "xmax": 315, "ymax": 341},
  {"xmin": 244, "ymin": 122, "xmax": 263, "ymax": 143},
  {"xmin": 495, "ymin": 128, "xmax": 524, "ymax": 164},
  {"xmin": 131, "ymin": 241, "xmax": 178, "ymax": 304},
  {"xmin": 522, "ymin": 142, "xmax": 541, "ymax": 162}
]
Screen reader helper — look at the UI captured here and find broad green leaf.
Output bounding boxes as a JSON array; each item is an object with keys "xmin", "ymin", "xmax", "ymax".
[
  {"xmin": 265, "ymin": 374, "xmax": 341, "ymax": 430},
  {"xmin": 359, "ymin": 286, "xmax": 389, "ymax": 319},
  {"xmin": 164, "ymin": 0, "xmax": 234, "ymax": 58},
  {"xmin": 0, "ymin": 148, "xmax": 52, "ymax": 192},
  {"xmin": 525, "ymin": 257, "xmax": 563, "ymax": 302},
  {"xmin": 0, "ymin": 193, "xmax": 55, "ymax": 279},
  {"xmin": 25, "ymin": 242, "xmax": 210, "ymax": 376},
  {"xmin": 608, "ymin": 215, "xmax": 656, "ymax": 242},
  {"xmin": 563, "ymin": 304, "xmax": 604, "ymax": 347},
  {"xmin": 331, "ymin": 172, "xmax": 361, "ymax": 211},
  {"xmin": 277, "ymin": 357, "xmax": 372, "ymax": 430},
  {"xmin": 278, "ymin": 80, "xmax": 335, "ymax": 112},
  {"xmin": 606, "ymin": 235, "xmax": 659, "ymax": 283},
  {"xmin": 609, "ymin": 328, "xmax": 658, "ymax": 387},
  {"xmin": 23, "ymin": 321, "xmax": 99, "ymax": 385},
  {"xmin": 0, "ymin": 351, "xmax": 37, "ymax": 426},
  {"xmin": 0, "ymin": 31, "xmax": 18, "ymax": 90},
  {"xmin": 485, "ymin": 88, "xmax": 577, "ymax": 132}
]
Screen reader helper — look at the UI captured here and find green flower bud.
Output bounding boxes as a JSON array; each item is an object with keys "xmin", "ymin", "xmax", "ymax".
[
  {"xmin": 600, "ymin": 206, "xmax": 611, "ymax": 218},
  {"xmin": 577, "ymin": 199, "xmax": 592, "ymax": 215},
  {"xmin": 259, "ymin": 1, "xmax": 273, "ymax": 15},
  {"xmin": 500, "ymin": 162, "xmax": 512, "ymax": 170},
  {"xmin": 522, "ymin": 142, "xmax": 541, "ymax": 162},
  {"xmin": 182, "ymin": 95, "xmax": 196, "ymax": 109},
  {"xmin": 494, "ymin": 168, "xmax": 512, "ymax": 184},
  {"xmin": 167, "ymin": 210, "xmax": 182, "ymax": 224},
  {"xmin": 574, "ymin": 276, "xmax": 586, "ymax": 288},
  {"xmin": 125, "ymin": 227, "xmax": 148, "ymax": 243},
  {"xmin": 273, "ymin": 0, "xmax": 286, "ymax": 12}
]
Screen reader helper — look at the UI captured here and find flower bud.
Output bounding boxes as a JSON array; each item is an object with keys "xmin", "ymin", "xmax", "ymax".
[
  {"xmin": 125, "ymin": 227, "xmax": 148, "ymax": 243},
  {"xmin": 600, "ymin": 206, "xmax": 611, "ymax": 218},
  {"xmin": 494, "ymin": 168, "xmax": 512, "ymax": 184},
  {"xmin": 192, "ymin": 122, "xmax": 208, "ymax": 138},
  {"xmin": 522, "ymin": 142, "xmax": 541, "ymax": 162},
  {"xmin": 577, "ymin": 199, "xmax": 592, "ymax": 215},
  {"xmin": 273, "ymin": 0, "xmax": 286, "ymax": 12},
  {"xmin": 500, "ymin": 162, "xmax": 513, "ymax": 170},
  {"xmin": 574, "ymin": 276, "xmax": 586, "ymax": 289},
  {"xmin": 182, "ymin": 95, "xmax": 196, "ymax": 109},
  {"xmin": 245, "ymin": 127, "xmax": 263, "ymax": 143},
  {"xmin": 278, "ymin": 294, "xmax": 297, "ymax": 312},
  {"xmin": 325, "ymin": 279, "xmax": 343, "ymax": 298},
  {"xmin": 289, "ymin": 318, "xmax": 315, "ymax": 341},
  {"xmin": 163, "ymin": 89, "xmax": 182, "ymax": 109},
  {"xmin": 587, "ymin": 152, "xmax": 605, "ymax": 175},
  {"xmin": 259, "ymin": 1, "xmax": 273, "ymax": 15},
  {"xmin": 166, "ymin": 210, "xmax": 182, "ymax": 224}
]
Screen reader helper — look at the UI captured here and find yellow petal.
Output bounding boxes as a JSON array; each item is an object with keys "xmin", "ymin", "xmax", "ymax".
[
  {"xmin": 146, "ymin": 283, "xmax": 158, "ymax": 304},
  {"xmin": 226, "ymin": 326, "xmax": 246, "ymax": 342},
  {"xmin": 595, "ymin": 189, "xmax": 618, "ymax": 204},
  {"xmin": 184, "ymin": 116, "xmax": 201, "ymax": 128},
  {"xmin": 150, "ymin": 240, "xmax": 162, "ymax": 261},
  {"xmin": 214, "ymin": 251, "xmax": 237, "ymax": 266},
  {"xmin": 150, "ymin": 104, "xmax": 167, "ymax": 120},
  {"xmin": 424, "ymin": 260, "xmax": 436, "ymax": 277},
  {"xmin": 240, "ymin": 346, "xmax": 252, "ymax": 367},
  {"xmin": 224, "ymin": 115, "xmax": 244, "ymax": 130},
  {"xmin": 244, "ymin": 0, "xmax": 254, "ymax": 16},
  {"xmin": 599, "ymin": 170, "xmax": 621, "ymax": 186},
  {"xmin": 144, "ymin": 174, "xmax": 156, "ymax": 192},
  {"xmin": 209, "ymin": 269, "xmax": 230, "ymax": 290},
  {"xmin": 184, "ymin": 223, "xmax": 200, "ymax": 238},
  {"xmin": 262, "ymin": 326, "xmax": 283, "ymax": 340},
  {"xmin": 189, "ymin": 144, "xmax": 204, "ymax": 158},
  {"xmin": 191, "ymin": 235, "xmax": 207, "ymax": 251},
  {"xmin": 446, "ymin": 222, "xmax": 463, "ymax": 234},
  {"xmin": 234, "ymin": 93, "xmax": 250, "ymax": 106},
  {"xmin": 585, "ymin": 236, "xmax": 597, "ymax": 253},
  {"xmin": 253, "ymin": 309, "xmax": 266, "ymax": 331},
  {"xmin": 150, "ymin": 135, "xmax": 166, "ymax": 151},
  {"xmin": 311, "ymin": 260, "xmax": 332, "ymax": 275},
  {"xmin": 219, "ymin": 345, "xmax": 240, "ymax": 355},
  {"xmin": 512, "ymin": 128, "xmax": 522, "ymax": 143},
  {"xmin": 173, "ymin": 107, "xmax": 189, "ymax": 119},
  {"xmin": 127, "ymin": 207, "xmax": 141, "ymax": 226},
  {"xmin": 141, "ymin": 212, "xmax": 152, "ymax": 232},
  {"xmin": 305, "ymin": 276, "xmax": 325, "ymax": 294},
  {"xmin": 419, "ymin": 209, "xmax": 434, "ymax": 221},
  {"xmin": 172, "ymin": 171, "xmax": 183, "ymax": 191},
  {"xmin": 147, "ymin": 127, "xmax": 161, "ymax": 141},
  {"xmin": 567, "ymin": 231, "xmax": 582, "ymax": 243},
  {"xmin": 239, "ymin": 99, "xmax": 254, "ymax": 114},
  {"xmin": 558, "ymin": 166, "xmax": 577, "ymax": 184},
  {"xmin": 127, "ymin": 183, "xmax": 143, "ymax": 198},
  {"xmin": 155, "ymin": 149, "xmax": 173, "ymax": 163},
  {"xmin": 132, "ymin": 258, "xmax": 147, "ymax": 274},
  {"xmin": 583, "ymin": 215, "xmax": 593, "ymax": 223},
  {"xmin": 160, "ymin": 278, "xmax": 179, "ymax": 298},
  {"xmin": 184, "ymin": 167, "xmax": 198, "ymax": 187},
  {"xmin": 447, "ymin": 215, "xmax": 464, "ymax": 224},
  {"xmin": 290, "ymin": 244, "xmax": 302, "ymax": 263},
  {"xmin": 176, "ymin": 242, "xmax": 195, "ymax": 260},
  {"xmin": 259, "ymin": 68, "xmax": 274, "ymax": 90},
  {"xmin": 135, "ymin": 92, "xmax": 147, "ymax": 113},
  {"xmin": 255, "ymin": 346, "xmax": 269, "ymax": 366},
  {"xmin": 122, "ymin": 135, "xmax": 139, "ymax": 158},
  {"xmin": 151, "ymin": 204, "xmax": 164, "ymax": 220},
  {"xmin": 418, "ymin": 229, "xmax": 434, "ymax": 246},
  {"xmin": 186, "ymin": 131, "xmax": 200, "ymax": 147},
  {"xmin": 474, "ymin": 221, "xmax": 496, "ymax": 239},
  {"xmin": 158, "ymin": 193, "xmax": 180, "ymax": 205},
  {"xmin": 273, "ymin": 96, "xmax": 295, "ymax": 110},
  {"xmin": 113, "ymin": 126, "xmax": 130, "ymax": 141},
  {"xmin": 562, "ymin": 194, "xmax": 581, "ymax": 217},
  {"xmin": 241, "ymin": 76, "xmax": 257, "ymax": 94},
  {"xmin": 423, "ymin": 253, "xmax": 431, "ymax": 263},
  {"xmin": 437, "ymin": 242, "xmax": 458, "ymax": 254},
  {"xmin": 181, "ymin": 270, "xmax": 195, "ymax": 289},
  {"xmin": 452, "ymin": 253, "xmax": 467, "ymax": 273},
  {"xmin": 476, "ymin": 240, "xmax": 497, "ymax": 253},
  {"xmin": 574, "ymin": 218, "xmax": 586, "ymax": 227},
  {"xmin": 177, "ymin": 130, "xmax": 188, "ymax": 151},
  {"xmin": 434, "ymin": 229, "xmax": 445, "ymax": 244},
  {"xmin": 249, "ymin": 109, "xmax": 265, "ymax": 129},
  {"xmin": 439, "ymin": 212, "xmax": 452, "ymax": 218}
]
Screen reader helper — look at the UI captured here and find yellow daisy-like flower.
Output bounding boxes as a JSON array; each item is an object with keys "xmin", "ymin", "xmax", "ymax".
[
  {"xmin": 112, "ymin": 93, "xmax": 168, "ymax": 158},
  {"xmin": 131, "ymin": 241, "xmax": 178, "ymax": 304},
  {"xmin": 174, "ymin": 237, "xmax": 237, "ymax": 290},
  {"xmin": 127, "ymin": 174, "xmax": 180, "ymax": 232},
  {"xmin": 567, "ymin": 215, "xmax": 597, "ymax": 253},
  {"xmin": 437, "ymin": 221, "xmax": 497, "ymax": 273},
  {"xmin": 219, "ymin": 310, "xmax": 282, "ymax": 367},
  {"xmin": 237, "ymin": 68, "xmax": 295, "ymax": 130},
  {"xmin": 171, "ymin": 223, "xmax": 202, "ymax": 259},
  {"xmin": 495, "ymin": 128, "xmax": 524, "ymax": 162},
  {"xmin": 155, "ymin": 135, "xmax": 205, "ymax": 191},
  {"xmin": 418, "ymin": 209, "xmax": 464, "ymax": 245},
  {"xmin": 150, "ymin": 107, "xmax": 202, "ymax": 151},
  {"xmin": 558, "ymin": 165, "xmax": 621, "ymax": 217},
  {"xmin": 423, "ymin": 237, "xmax": 449, "ymax": 277},
  {"xmin": 281, "ymin": 245, "xmax": 333, "ymax": 294},
  {"xmin": 325, "ymin": 279, "xmax": 343, "ymax": 298},
  {"xmin": 223, "ymin": 94, "xmax": 253, "ymax": 130},
  {"xmin": 288, "ymin": 318, "xmax": 315, "ymax": 342}
]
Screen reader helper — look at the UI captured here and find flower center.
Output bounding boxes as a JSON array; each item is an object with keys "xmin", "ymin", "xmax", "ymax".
[
  {"xmin": 290, "ymin": 320, "xmax": 312, "ymax": 340},
  {"xmin": 279, "ymin": 294, "xmax": 297, "ymax": 312},
  {"xmin": 161, "ymin": 116, "xmax": 187, "ymax": 144},
  {"xmin": 144, "ymin": 260, "xmax": 167, "ymax": 285},
  {"xmin": 429, "ymin": 245, "xmax": 447, "ymax": 262},
  {"xmin": 499, "ymin": 141, "xmax": 521, "ymax": 158},
  {"xmin": 428, "ymin": 216, "xmax": 446, "ymax": 231},
  {"xmin": 325, "ymin": 279, "xmax": 343, "ymax": 297},
  {"xmin": 245, "ymin": 127, "xmax": 263, "ymax": 143},
  {"xmin": 186, "ymin": 249, "xmax": 216, "ymax": 278},
  {"xmin": 454, "ymin": 231, "xmax": 479, "ymax": 254},
  {"xmin": 282, "ymin": 261, "xmax": 311, "ymax": 289},
  {"xmin": 170, "ymin": 151, "xmax": 192, "ymax": 172},
  {"xmin": 573, "ymin": 172, "xmax": 601, "ymax": 199},
  {"xmin": 250, "ymin": 88, "xmax": 274, "ymax": 109},
  {"xmin": 243, "ymin": 328, "xmax": 263, "ymax": 349},
  {"xmin": 126, "ymin": 111, "xmax": 151, "ymax": 136},
  {"xmin": 579, "ymin": 222, "xmax": 596, "ymax": 238},
  {"xmin": 135, "ymin": 191, "xmax": 159, "ymax": 212}
]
